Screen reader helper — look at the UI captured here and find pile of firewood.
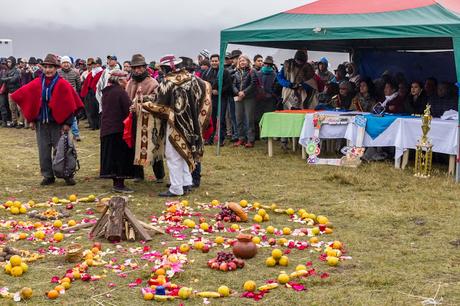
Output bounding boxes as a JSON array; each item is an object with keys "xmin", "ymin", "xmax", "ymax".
[{"xmin": 89, "ymin": 196, "xmax": 163, "ymax": 242}]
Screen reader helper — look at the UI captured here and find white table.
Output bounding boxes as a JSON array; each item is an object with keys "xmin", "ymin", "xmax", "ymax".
[{"xmin": 299, "ymin": 113, "xmax": 458, "ymax": 174}]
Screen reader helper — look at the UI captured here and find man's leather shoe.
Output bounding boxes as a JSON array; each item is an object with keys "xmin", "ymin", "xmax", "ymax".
[
  {"xmin": 40, "ymin": 177, "xmax": 55, "ymax": 186},
  {"xmin": 158, "ymin": 190, "xmax": 180, "ymax": 197}
]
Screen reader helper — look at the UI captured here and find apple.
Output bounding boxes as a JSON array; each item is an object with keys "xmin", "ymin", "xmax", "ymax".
[
  {"xmin": 66, "ymin": 203, "xmax": 74, "ymax": 210},
  {"xmin": 219, "ymin": 262, "xmax": 228, "ymax": 272},
  {"xmin": 228, "ymin": 262, "xmax": 237, "ymax": 271},
  {"xmin": 0, "ymin": 233, "xmax": 6, "ymax": 241},
  {"xmin": 216, "ymin": 222, "xmax": 225, "ymax": 230},
  {"xmin": 268, "ymin": 238, "xmax": 276, "ymax": 245},
  {"xmin": 199, "ymin": 217, "xmax": 206, "ymax": 224},
  {"xmin": 202, "ymin": 245, "xmax": 210, "ymax": 253},
  {"xmin": 211, "ymin": 262, "xmax": 219, "ymax": 270}
]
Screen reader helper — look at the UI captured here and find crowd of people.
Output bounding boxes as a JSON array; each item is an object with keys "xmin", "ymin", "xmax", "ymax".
[{"xmin": 0, "ymin": 49, "xmax": 458, "ymax": 192}]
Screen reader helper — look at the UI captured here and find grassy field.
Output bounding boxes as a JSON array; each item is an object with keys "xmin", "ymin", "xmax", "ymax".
[{"xmin": 0, "ymin": 124, "xmax": 460, "ymax": 306}]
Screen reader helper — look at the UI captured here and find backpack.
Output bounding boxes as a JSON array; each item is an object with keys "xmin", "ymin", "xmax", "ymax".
[
  {"xmin": 52, "ymin": 132, "xmax": 79, "ymax": 178},
  {"xmin": 253, "ymin": 70, "xmax": 266, "ymax": 102}
]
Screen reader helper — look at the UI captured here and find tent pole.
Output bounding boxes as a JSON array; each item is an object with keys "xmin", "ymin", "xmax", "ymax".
[
  {"xmin": 216, "ymin": 40, "xmax": 228, "ymax": 156},
  {"xmin": 453, "ymin": 37, "xmax": 460, "ymax": 182}
]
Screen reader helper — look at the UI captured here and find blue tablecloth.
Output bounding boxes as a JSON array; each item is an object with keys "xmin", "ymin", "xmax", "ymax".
[{"xmin": 364, "ymin": 114, "xmax": 416, "ymax": 139}]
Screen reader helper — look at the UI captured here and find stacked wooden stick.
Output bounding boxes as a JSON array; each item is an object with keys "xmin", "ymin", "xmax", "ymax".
[{"xmin": 89, "ymin": 196, "xmax": 163, "ymax": 242}]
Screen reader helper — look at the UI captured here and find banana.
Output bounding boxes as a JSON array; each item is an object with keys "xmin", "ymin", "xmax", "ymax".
[
  {"xmin": 59, "ymin": 199, "xmax": 71, "ymax": 204},
  {"xmin": 154, "ymin": 295, "xmax": 175, "ymax": 301},
  {"xmin": 78, "ymin": 197, "xmax": 90, "ymax": 202},
  {"xmin": 196, "ymin": 291, "xmax": 221, "ymax": 298},
  {"xmin": 290, "ymin": 270, "xmax": 309, "ymax": 278},
  {"xmin": 258, "ymin": 283, "xmax": 279, "ymax": 291}
]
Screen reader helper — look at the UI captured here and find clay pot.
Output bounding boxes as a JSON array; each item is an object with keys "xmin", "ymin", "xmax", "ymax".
[{"xmin": 232, "ymin": 234, "xmax": 257, "ymax": 259}]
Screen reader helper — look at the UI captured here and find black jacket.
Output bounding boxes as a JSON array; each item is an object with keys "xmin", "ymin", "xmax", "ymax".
[
  {"xmin": 202, "ymin": 67, "xmax": 233, "ymax": 97},
  {"xmin": 232, "ymin": 67, "xmax": 254, "ymax": 97},
  {"xmin": 1, "ymin": 67, "xmax": 21, "ymax": 93}
]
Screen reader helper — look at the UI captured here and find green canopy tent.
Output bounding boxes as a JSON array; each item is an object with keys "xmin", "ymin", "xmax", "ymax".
[{"xmin": 216, "ymin": 0, "xmax": 460, "ymax": 180}]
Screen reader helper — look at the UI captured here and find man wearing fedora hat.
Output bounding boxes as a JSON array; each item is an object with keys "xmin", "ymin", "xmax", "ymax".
[
  {"xmin": 11, "ymin": 54, "xmax": 84, "ymax": 186},
  {"xmin": 125, "ymin": 54, "xmax": 165, "ymax": 184}
]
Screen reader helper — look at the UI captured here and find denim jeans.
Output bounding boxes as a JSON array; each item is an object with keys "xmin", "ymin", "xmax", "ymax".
[
  {"xmin": 71, "ymin": 117, "xmax": 80, "ymax": 137},
  {"xmin": 236, "ymin": 98, "xmax": 256, "ymax": 143}
]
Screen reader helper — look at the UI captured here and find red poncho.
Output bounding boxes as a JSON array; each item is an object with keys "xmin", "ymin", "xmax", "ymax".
[
  {"xmin": 80, "ymin": 70, "xmax": 103, "ymax": 98},
  {"xmin": 11, "ymin": 77, "xmax": 84, "ymax": 125}
]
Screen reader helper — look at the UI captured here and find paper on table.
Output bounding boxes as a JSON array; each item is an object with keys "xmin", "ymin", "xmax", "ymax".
[{"xmin": 440, "ymin": 110, "xmax": 458, "ymax": 120}]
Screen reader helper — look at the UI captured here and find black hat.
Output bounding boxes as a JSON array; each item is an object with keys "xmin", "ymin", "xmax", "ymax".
[
  {"xmin": 179, "ymin": 56, "xmax": 195, "ymax": 69},
  {"xmin": 95, "ymin": 57, "xmax": 103, "ymax": 65},
  {"xmin": 107, "ymin": 55, "xmax": 117, "ymax": 61},
  {"xmin": 264, "ymin": 56, "xmax": 274, "ymax": 65},
  {"xmin": 229, "ymin": 50, "xmax": 242, "ymax": 59},
  {"xmin": 28, "ymin": 57, "xmax": 38, "ymax": 65}
]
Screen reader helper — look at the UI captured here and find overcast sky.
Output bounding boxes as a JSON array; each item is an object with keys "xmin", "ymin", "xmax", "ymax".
[{"xmin": 0, "ymin": 0, "xmax": 312, "ymax": 62}]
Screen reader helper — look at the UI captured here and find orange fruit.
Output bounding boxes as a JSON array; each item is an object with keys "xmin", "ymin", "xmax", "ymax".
[
  {"xmin": 67, "ymin": 220, "xmax": 77, "ymax": 227},
  {"xmin": 11, "ymin": 266, "xmax": 23, "ymax": 277},
  {"xmin": 18, "ymin": 233, "xmax": 27, "ymax": 240},
  {"xmin": 20, "ymin": 287, "xmax": 33, "ymax": 299},
  {"xmin": 72, "ymin": 271, "xmax": 81, "ymax": 279},
  {"xmin": 243, "ymin": 280, "xmax": 256, "ymax": 292},
  {"xmin": 53, "ymin": 232, "xmax": 64, "ymax": 242},
  {"xmin": 34, "ymin": 222, "xmax": 43, "ymax": 228},
  {"xmin": 20, "ymin": 263, "xmax": 28, "ymax": 273},
  {"xmin": 61, "ymin": 281, "xmax": 71, "ymax": 290},
  {"xmin": 91, "ymin": 247, "xmax": 99, "ymax": 254},
  {"xmin": 325, "ymin": 228, "xmax": 333, "ymax": 234},
  {"xmin": 144, "ymin": 292, "xmax": 154, "ymax": 300},
  {"xmin": 47, "ymin": 290, "xmax": 59, "ymax": 299},
  {"xmin": 155, "ymin": 268, "xmax": 166, "ymax": 276},
  {"xmin": 54, "ymin": 285, "xmax": 65, "ymax": 292},
  {"xmin": 10, "ymin": 255, "xmax": 22, "ymax": 267},
  {"xmin": 61, "ymin": 277, "xmax": 71, "ymax": 284},
  {"xmin": 271, "ymin": 249, "xmax": 283, "ymax": 260},
  {"xmin": 277, "ymin": 273, "xmax": 290, "ymax": 284}
]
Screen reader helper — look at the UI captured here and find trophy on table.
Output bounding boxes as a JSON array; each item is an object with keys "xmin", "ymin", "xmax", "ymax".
[{"xmin": 414, "ymin": 105, "xmax": 433, "ymax": 178}]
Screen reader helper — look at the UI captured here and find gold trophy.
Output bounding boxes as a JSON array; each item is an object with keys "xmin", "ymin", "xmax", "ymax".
[{"xmin": 414, "ymin": 105, "xmax": 433, "ymax": 178}]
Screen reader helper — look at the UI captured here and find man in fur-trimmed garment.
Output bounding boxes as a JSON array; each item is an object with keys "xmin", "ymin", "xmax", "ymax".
[{"xmin": 132, "ymin": 55, "xmax": 211, "ymax": 197}]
